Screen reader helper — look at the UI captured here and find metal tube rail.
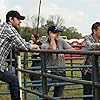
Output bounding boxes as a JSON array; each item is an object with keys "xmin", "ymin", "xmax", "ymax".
[
  {"xmin": 22, "ymin": 49, "xmax": 100, "ymax": 56},
  {"xmin": 17, "ymin": 68, "xmax": 100, "ymax": 88},
  {"xmin": 20, "ymin": 87, "xmax": 59, "ymax": 100},
  {"xmin": 18, "ymin": 49, "xmax": 100, "ymax": 100}
]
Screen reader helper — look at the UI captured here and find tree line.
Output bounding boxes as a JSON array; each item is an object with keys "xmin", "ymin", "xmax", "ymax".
[{"xmin": 0, "ymin": 15, "xmax": 83, "ymax": 42}]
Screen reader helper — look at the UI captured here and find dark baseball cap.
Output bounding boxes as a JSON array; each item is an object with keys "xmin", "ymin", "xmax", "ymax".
[
  {"xmin": 47, "ymin": 26, "xmax": 62, "ymax": 33},
  {"xmin": 6, "ymin": 10, "xmax": 25, "ymax": 20}
]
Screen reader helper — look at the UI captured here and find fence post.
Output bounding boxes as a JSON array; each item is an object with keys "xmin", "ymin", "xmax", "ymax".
[
  {"xmin": 23, "ymin": 52, "xmax": 28, "ymax": 100},
  {"xmin": 92, "ymin": 55, "xmax": 100, "ymax": 100},
  {"xmin": 17, "ymin": 56, "xmax": 22, "ymax": 100},
  {"xmin": 40, "ymin": 53, "xmax": 48, "ymax": 96},
  {"xmin": 70, "ymin": 54, "xmax": 73, "ymax": 78}
]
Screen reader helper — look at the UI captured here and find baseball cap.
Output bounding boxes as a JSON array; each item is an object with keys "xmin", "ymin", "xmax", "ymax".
[
  {"xmin": 47, "ymin": 26, "xmax": 62, "ymax": 33},
  {"xmin": 6, "ymin": 10, "xmax": 25, "ymax": 20}
]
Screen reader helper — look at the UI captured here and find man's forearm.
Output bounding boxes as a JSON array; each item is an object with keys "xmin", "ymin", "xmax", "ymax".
[{"xmin": 87, "ymin": 43, "xmax": 100, "ymax": 50}]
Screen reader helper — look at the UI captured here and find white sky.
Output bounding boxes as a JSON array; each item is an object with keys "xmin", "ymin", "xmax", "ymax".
[{"xmin": 0, "ymin": 0, "xmax": 100, "ymax": 36}]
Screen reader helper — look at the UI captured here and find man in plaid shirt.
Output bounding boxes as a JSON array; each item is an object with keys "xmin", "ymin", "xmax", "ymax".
[
  {"xmin": 82, "ymin": 22, "xmax": 100, "ymax": 100},
  {"xmin": 0, "ymin": 10, "xmax": 38, "ymax": 100}
]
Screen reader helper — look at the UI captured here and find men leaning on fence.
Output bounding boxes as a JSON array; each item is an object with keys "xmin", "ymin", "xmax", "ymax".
[
  {"xmin": 82, "ymin": 22, "xmax": 100, "ymax": 100},
  {"xmin": 42, "ymin": 26, "xmax": 74, "ymax": 97},
  {"xmin": 0, "ymin": 10, "xmax": 39, "ymax": 100}
]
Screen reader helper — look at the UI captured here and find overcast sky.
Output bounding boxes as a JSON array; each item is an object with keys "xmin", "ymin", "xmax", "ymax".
[{"xmin": 0, "ymin": 0, "xmax": 100, "ymax": 36}]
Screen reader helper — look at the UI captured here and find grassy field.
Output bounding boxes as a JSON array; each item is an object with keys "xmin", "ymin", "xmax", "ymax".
[{"xmin": 0, "ymin": 84, "xmax": 10, "ymax": 100}]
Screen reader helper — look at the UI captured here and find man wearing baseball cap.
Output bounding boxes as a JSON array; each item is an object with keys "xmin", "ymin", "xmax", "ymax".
[
  {"xmin": 47, "ymin": 25, "xmax": 62, "ymax": 33},
  {"xmin": 42, "ymin": 26, "xmax": 74, "ymax": 97},
  {"xmin": 6, "ymin": 10, "xmax": 25, "ymax": 21},
  {"xmin": 0, "ymin": 10, "xmax": 39, "ymax": 100}
]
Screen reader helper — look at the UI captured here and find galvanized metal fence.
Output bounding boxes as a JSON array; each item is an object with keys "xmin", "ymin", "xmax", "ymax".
[
  {"xmin": 18, "ymin": 49, "xmax": 100, "ymax": 100},
  {"xmin": 0, "ymin": 49, "xmax": 100, "ymax": 100}
]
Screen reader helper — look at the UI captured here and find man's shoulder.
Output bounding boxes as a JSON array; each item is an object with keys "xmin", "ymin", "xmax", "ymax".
[
  {"xmin": 58, "ymin": 37, "xmax": 68, "ymax": 45},
  {"xmin": 84, "ymin": 34, "xmax": 92, "ymax": 37},
  {"xmin": 58, "ymin": 37, "xmax": 66, "ymax": 42},
  {"xmin": 0, "ymin": 22, "xmax": 8, "ymax": 32},
  {"xmin": 0, "ymin": 22, "xmax": 8, "ymax": 27},
  {"xmin": 84, "ymin": 34, "xmax": 92, "ymax": 40},
  {"xmin": 0, "ymin": 22, "xmax": 13, "ymax": 30},
  {"xmin": 0, "ymin": 22, "xmax": 6, "ymax": 28}
]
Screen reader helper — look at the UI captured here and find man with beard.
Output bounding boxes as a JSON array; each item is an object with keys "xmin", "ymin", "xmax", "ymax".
[{"xmin": 0, "ymin": 10, "xmax": 39, "ymax": 100}]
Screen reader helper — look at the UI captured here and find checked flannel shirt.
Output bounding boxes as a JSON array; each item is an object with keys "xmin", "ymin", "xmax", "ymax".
[
  {"xmin": 82, "ymin": 34, "xmax": 100, "ymax": 74},
  {"xmin": 0, "ymin": 22, "xmax": 30, "ymax": 71}
]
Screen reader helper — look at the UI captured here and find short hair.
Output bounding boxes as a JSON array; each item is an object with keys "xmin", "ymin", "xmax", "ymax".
[
  {"xmin": 6, "ymin": 10, "xmax": 25, "ymax": 23},
  {"xmin": 91, "ymin": 22, "xmax": 100, "ymax": 33}
]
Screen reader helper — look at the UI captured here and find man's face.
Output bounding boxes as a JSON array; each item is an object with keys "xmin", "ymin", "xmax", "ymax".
[
  {"xmin": 49, "ymin": 32, "xmax": 60, "ymax": 40},
  {"xmin": 48, "ymin": 32, "xmax": 61, "ymax": 40},
  {"xmin": 9, "ymin": 17, "xmax": 21, "ymax": 29},
  {"xmin": 94, "ymin": 26, "xmax": 100, "ymax": 39}
]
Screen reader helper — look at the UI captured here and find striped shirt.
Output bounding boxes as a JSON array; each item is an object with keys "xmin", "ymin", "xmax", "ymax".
[
  {"xmin": 0, "ymin": 22, "xmax": 30, "ymax": 71},
  {"xmin": 84, "ymin": 34, "xmax": 100, "ymax": 50},
  {"xmin": 82, "ymin": 34, "xmax": 100, "ymax": 74}
]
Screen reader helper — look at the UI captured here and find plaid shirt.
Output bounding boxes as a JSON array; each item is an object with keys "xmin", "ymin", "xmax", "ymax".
[
  {"xmin": 82, "ymin": 34, "xmax": 100, "ymax": 74},
  {"xmin": 84, "ymin": 34, "xmax": 100, "ymax": 50},
  {"xmin": 0, "ymin": 22, "xmax": 30, "ymax": 71}
]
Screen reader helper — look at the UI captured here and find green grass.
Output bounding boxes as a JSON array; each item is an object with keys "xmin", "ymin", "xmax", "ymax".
[{"xmin": 0, "ymin": 84, "xmax": 10, "ymax": 100}]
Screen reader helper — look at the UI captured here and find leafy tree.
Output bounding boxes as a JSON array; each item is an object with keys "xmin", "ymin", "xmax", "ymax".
[
  {"xmin": 20, "ymin": 27, "xmax": 33, "ymax": 41},
  {"xmin": 62, "ymin": 27, "xmax": 82, "ymax": 39},
  {"xmin": 21, "ymin": 15, "xmax": 83, "ymax": 40},
  {"xmin": 45, "ymin": 16, "xmax": 64, "ymax": 28},
  {"xmin": 45, "ymin": 20, "xmax": 55, "ymax": 28}
]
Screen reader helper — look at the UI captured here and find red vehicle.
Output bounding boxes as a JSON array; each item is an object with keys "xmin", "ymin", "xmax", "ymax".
[{"xmin": 65, "ymin": 39, "xmax": 85, "ymax": 60}]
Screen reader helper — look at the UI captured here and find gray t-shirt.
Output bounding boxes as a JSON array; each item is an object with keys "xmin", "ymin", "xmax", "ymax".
[{"xmin": 42, "ymin": 38, "xmax": 71, "ymax": 70}]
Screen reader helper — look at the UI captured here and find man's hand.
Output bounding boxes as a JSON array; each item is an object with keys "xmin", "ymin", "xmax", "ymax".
[
  {"xmin": 30, "ymin": 44, "xmax": 40, "ymax": 55},
  {"xmin": 30, "ymin": 44, "xmax": 39, "ymax": 50}
]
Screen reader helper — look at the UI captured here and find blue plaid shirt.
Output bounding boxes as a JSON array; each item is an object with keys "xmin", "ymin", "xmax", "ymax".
[
  {"xmin": 84, "ymin": 34, "xmax": 100, "ymax": 50},
  {"xmin": 82, "ymin": 34, "xmax": 100, "ymax": 74},
  {"xmin": 0, "ymin": 22, "xmax": 30, "ymax": 71}
]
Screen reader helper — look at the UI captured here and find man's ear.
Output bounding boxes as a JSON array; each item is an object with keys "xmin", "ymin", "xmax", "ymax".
[
  {"xmin": 93, "ymin": 29, "xmax": 96, "ymax": 34},
  {"xmin": 9, "ymin": 17, "xmax": 13, "ymax": 22}
]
